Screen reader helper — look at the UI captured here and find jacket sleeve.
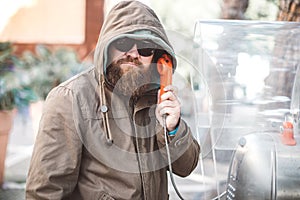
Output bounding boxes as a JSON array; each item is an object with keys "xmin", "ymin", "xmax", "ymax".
[
  {"xmin": 26, "ymin": 86, "xmax": 82, "ymax": 199},
  {"xmin": 156, "ymin": 119, "xmax": 200, "ymax": 177}
]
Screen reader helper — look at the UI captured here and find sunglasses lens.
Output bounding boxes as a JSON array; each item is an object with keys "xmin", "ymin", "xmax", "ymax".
[
  {"xmin": 137, "ymin": 48, "xmax": 154, "ymax": 57},
  {"xmin": 112, "ymin": 38, "xmax": 157, "ymax": 57},
  {"xmin": 136, "ymin": 40, "xmax": 156, "ymax": 56},
  {"xmin": 113, "ymin": 38, "xmax": 134, "ymax": 52}
]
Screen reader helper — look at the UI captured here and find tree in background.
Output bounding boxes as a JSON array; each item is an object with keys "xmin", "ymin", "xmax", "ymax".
[
  {"xmin": 277, "ymin": 0, "xmax": 300, "ymax": 21},
  {"xmin": 259, "ymin": 0, "xmax": 300, "ymax": 114},
  {"xmin": 217, "ymin": 0, "xmax": 300, "ymax": 113}
]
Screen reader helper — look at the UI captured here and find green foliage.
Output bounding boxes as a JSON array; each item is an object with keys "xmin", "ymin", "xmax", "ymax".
[
  {"xmin": 0, "ymin": 42, "xmax": 87, "ymax": 110},
  {"xmin": 0, "ymin": 42, "xmax": 37, "ymax": 110},
  {"xmin": 22, "ymin": 45, "xmax": 86, "ymax": 99}
]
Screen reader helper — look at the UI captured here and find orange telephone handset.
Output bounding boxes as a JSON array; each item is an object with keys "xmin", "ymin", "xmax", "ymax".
[{"xmin": 157, "ymin": 54, "xmax": 173, "ymax": 103}]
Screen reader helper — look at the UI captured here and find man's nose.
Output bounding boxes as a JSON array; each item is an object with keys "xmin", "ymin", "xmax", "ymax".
[{"xmin": 125, "ymin": 44, "xmax": 139, "ymax": 57}]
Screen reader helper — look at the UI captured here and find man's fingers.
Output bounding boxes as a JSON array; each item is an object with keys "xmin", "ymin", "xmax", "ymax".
[
  {"xmin": 164, "ymin": 85, "xmax": 178, "ymax": 96},
  {"xmin": 160, "ymin": 90, "xmax": 178, "ymax": 102}
]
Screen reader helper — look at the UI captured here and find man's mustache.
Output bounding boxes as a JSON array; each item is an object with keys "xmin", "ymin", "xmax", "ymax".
[{"xmin": 116, "ymin": 56, "xmax": 143, "ymax": 66}]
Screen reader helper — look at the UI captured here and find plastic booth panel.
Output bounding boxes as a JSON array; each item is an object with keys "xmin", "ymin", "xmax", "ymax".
[{"xmin": 192, "ymin": 20, "xmax": 300, "ymax": 199}]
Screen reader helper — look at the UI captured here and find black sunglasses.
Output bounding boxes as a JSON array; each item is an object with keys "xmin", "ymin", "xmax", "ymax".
[{"xmin": 111, "ymin": 37, "xmax": 158, "ymax": 57}]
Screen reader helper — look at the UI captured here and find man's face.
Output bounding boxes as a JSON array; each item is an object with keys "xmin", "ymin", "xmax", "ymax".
[{"xmin": 106, "ymin": 38, "xmax": 157, "ymax": 97}]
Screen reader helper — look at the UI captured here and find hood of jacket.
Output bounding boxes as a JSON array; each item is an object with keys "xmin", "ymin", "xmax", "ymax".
[{"xmin": 93, "ymin": 0, "xmax": 177, "ymax": 81}]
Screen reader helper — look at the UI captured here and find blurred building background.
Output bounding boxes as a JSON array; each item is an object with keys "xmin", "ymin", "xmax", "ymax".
[{"xmin": 0, "ymin": 0, "xmax": 104, "ymax": 59}]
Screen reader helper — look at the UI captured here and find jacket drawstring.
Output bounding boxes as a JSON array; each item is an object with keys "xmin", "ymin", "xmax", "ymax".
[{"xmin": 99, "ymin": 74, "xmax": 113, "ymax": 145}]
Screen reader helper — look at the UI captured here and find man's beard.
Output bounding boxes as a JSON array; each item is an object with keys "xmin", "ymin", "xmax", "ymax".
[{"xmin": 106, "ymin": 57, "xmax": 154, "ymax": 99}]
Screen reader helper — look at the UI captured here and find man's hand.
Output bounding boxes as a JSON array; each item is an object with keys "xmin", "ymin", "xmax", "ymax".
[{"xmin": 155, "ymin": 85, "xmax": 180, "ymax": 131}]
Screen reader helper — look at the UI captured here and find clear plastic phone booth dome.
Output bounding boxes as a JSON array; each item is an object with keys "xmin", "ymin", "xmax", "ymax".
[{"xmin": 191, "ymin": 20, "xmax": 300, "ymax": 199}]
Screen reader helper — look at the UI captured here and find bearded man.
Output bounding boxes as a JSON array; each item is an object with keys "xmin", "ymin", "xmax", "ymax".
[{"xmin": 26, "ymin": 1, "xmax": 200, "ymax": 199}]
